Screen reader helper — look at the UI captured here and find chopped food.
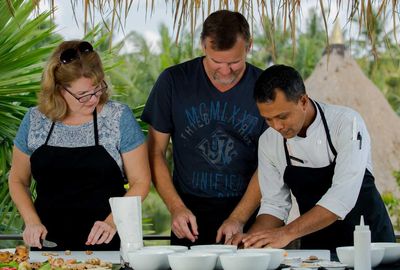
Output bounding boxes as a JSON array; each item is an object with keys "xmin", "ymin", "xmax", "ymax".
[
  {"xmin": 283, "ymin": 250, "xmax": 288, "ymax": 257},
  {"xmin": 13, "ymin": 246, "xmax": 28, "ymax": 263},
  {"xmin": 40, "ymin": 253, "xmax": 58, "ymax": 257},
  {"xmin": 308, "ymin": 255, "xmax": 319, "ymax": 261},
  {"xmin": 0, "ymin": 251, "xmax": 13, "ymax": 263},
  {"xmin": 2, "ymin": 247, "xmax": 112, "ymax": 270}
]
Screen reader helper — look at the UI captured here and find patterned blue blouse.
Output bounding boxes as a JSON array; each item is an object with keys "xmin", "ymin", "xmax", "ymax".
[{"xmin": 14, "ymin": 100, "xmax": 145, "ymax": 172}]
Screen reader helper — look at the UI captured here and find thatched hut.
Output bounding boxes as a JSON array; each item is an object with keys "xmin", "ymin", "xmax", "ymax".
[{"xmin": 305, "ymin": 23, "xmax": 400, "ymax": 195}]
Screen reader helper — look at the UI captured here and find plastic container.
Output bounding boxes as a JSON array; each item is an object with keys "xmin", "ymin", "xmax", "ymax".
[{"xmin": 354, "ymin": 215, "xmax": 371, "ymax": 270}]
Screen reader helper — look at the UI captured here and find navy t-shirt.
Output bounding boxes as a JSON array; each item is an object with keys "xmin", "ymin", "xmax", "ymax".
[{"xmin": 141, "ymin": 57, "xmax": 267, "ymax": 198}]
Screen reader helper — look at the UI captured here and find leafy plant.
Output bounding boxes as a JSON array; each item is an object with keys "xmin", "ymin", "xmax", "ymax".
[{"xmin": 0, "ymin": 0, "xmax": 62, "ymax": 240}]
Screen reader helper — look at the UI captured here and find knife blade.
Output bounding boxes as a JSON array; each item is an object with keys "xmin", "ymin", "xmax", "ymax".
[{"xmin": 41, "ymin": 239, "xmax": 58, "ymax": 248}]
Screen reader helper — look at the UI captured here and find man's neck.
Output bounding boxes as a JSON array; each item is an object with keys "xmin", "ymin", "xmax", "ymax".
[{"xmin": 298, "ymin": 99, "xmax": 317, "ymax": 137}]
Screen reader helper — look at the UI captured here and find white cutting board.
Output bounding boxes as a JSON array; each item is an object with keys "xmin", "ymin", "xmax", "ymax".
[
  {"xmin": 29, "ymin": 251, "xmax": 121, "ymax": 264},
  {"xmin": 286, "ymin": 249, "xmax": 331, "ymax": 261}
]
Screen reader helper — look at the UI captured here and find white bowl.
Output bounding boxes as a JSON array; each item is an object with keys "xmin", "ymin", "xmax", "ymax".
[
  {"xmin": 220, "ymin": 252, "xmax": 271, "ymax": 270},
  {"xmin": 168, "ymin": 252, "xmax": 217, "ymax": 270},
  {"xmin": 128, "ymin": 248, "xmax": 174, "ymax": 270},
  {"xmin": 238, "ymin": 248, "xmax": 284, "ymax": 269},
  {"xmin": 372, "ymin": 242, "xmax": 400, "ymax": 264},
  {"xmin": 186, "ymin": 248, "xmax": 234, "ymax": 270},
  {"xmin": 143, "ymin": 245, "xmax": 188, "ymax": 252},
  {"xmin": 336, "ymin": 246, "xmax": 384, "ymax": 267},
  {"xmin": 190, "ymin": 244, "xmax": 237, "ymax": 252}
]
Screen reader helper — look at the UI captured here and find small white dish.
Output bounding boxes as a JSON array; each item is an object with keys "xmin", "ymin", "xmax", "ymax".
[
  {"xmin": 168, "ymin": 252, "xmax": 217, "ymax": 270},
  {"xmin": 372, "ymin": 242, "xmax": 400, "ymax": 264},
  {"xmin": 219, "ymin": 252, "xmax": 271, "ymax": 270},
  {"xmin": 128, "ymin": 248, "xmax": 174, "ymax": 270}
]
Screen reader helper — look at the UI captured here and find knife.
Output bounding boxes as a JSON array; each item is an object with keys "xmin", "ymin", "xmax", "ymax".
[{"xmin": 41, "ymin": 239, "xmax": 58, "ymax": 248}]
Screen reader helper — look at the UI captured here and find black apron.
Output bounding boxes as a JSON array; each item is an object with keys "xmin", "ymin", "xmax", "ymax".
[
  {"xmin": 170, "ymin": 192, "xmax": 258, "ymax": 246},
  {"xmin": 283, "ymin": 102, "xmax": 395, "ymax": 251},
  {"xmin": 30, "ymin": 109, "xmax": 126, "ymax": 250}
]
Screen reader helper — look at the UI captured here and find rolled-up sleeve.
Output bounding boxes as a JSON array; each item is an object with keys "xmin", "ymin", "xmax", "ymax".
[
  {"xmin": 257, "ymin": 134, "xmax": 292, "ymax": 223},
  {"xmin": 317, "ymin": 113, "xmax": 370, "ymax": 219}
]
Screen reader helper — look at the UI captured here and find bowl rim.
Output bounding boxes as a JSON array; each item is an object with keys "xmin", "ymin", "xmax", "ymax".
[
  {"xmin": 220, "ymin": 252, "xmax": 272, "ymax": 258},
  {"xmin": 168, "ymin": 252, "xmax": 218, "ymax": 258}
]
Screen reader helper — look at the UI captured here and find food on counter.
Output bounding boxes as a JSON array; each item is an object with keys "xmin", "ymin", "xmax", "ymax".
[
  {"xmin": 0, "ymin": 251, "xmax": 13, "ymax": 263},
  {"xmin": 40, "ymin": 253, "xmax": 58, "ymax": 257},
  {"xmin": 0, "ymin": 247, "xmax": 112, "ymax": 270},
  {"xmin": 308, "ymin": 255, "xmax": 318, "ymax": 261},
  {"xmin": 14, "ymin": 246, "xmax": 29, "ymax": 263}
]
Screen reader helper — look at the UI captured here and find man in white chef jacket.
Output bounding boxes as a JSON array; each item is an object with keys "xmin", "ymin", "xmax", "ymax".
[{"xmin": 230, "ymin": 64, "xmax": 395, "ymax": 251}]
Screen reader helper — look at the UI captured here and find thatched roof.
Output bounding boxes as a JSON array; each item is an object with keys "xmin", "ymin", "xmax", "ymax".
[{"xmin": 305, "ymin": 25, "xmax": 400, "ymax": 195}]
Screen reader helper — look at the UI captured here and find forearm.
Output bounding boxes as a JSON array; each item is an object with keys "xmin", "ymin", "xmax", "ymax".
[
  {"xmin": 284, "ymin": 205, "xmax": 338, "ymax": 241},
  {"xmin": 248, "ymin": 214, "xmax": 284, "ymax": 233},
  {"xmin": 228, "ymin": 171, "xmax": 261, "ymax": 224},
  {"xmin": 150, "ymin": 153, "xmax": 185, "ymax": 213},
  {"xmin": 8, "ymin": 180, "xmax": 41, "ymax": 225},
  {"xmin": 125, "ymin": 180, "xmax": 150, "ymax": 200}
]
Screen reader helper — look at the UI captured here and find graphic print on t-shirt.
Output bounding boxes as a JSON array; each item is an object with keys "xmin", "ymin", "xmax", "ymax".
[
  {"xmin": 179, "ymin": 100, "xmax": 260, "ymax": 197},
  {"xmin": 196, "ymin": 127, "xmax": 238, "ymax": 169}
]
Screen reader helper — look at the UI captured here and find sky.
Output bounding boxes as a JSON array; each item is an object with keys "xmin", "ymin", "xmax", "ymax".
[{"xmin": 38, "ymin": 1, "xmax": 369, "ymax": 53}]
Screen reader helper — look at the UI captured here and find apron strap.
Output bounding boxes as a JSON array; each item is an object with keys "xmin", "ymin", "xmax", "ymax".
[
  {"xmin": 315, "ymin": 101, "xmax": 337, "ymax": 157},
  {"xmin": 44, "ymin": 122, "xmax": 55, "ymax": 145},
  {"xmin": 283, "ymin": 138, "xmax": 291, "ymax": 166},
  {"xmin": 93, "ymin": 109, "xmax": 99, "ymax": 146}
]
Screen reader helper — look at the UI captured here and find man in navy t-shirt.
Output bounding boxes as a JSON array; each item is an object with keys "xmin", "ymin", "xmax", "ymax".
[{"xmin": 141, "ymin": 10, "xmax": 267, "ymax": 245}]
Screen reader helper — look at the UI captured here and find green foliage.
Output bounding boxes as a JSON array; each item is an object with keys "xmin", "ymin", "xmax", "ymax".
[
  {"xmin": 250, "ymin": 10, "xmax": 325, "ymax": 80},
  {"xmin": 381, "ymin": 171, "xmax": 400, "ymax": 231},
  {"xmin": 0, "ymin": 0, "xmax": 62, "ymax": 239},
  {"xmin": 354, "ymin": 9, "xmax": 400, "ymax": 115}
]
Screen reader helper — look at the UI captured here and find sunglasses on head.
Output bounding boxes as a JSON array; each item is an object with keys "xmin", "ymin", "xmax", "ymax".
[{"xmin": 60, "ymin": 41, "xmax": 94, "ymax": 64}]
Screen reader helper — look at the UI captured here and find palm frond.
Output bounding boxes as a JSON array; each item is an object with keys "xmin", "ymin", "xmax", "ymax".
[{"xmin": 32, "ymin": 1, "xmax": 400, "ymax": 58}]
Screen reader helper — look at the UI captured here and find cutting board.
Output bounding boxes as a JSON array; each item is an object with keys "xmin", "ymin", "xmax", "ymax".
[
  {"xmin": 29, "ymin": 251, "xmax": 121, "ymax": 264},
  {"xmin": 286, "ymin": 249, "xmax": 331, "ymax": 261}
]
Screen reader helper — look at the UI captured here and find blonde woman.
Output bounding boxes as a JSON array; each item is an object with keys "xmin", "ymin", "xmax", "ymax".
[{"xmin": 8, "ymin": 40, "xmax": 150, "ymax": 250}]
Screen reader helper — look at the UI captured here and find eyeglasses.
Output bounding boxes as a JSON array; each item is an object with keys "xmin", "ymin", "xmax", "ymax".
[
  {"xmin": 62, "ymin": 81, "xmax": 108, "ymax": 103},
  {"xmin": 60, "ymin": 41, "xmax": 94, "ymax": 64}
]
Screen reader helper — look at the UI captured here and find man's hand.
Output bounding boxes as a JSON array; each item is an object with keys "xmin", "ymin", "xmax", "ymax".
[
  {"xmin": 86, "ymin": 220, "xmax": 117, "ymax": 245},
  {"xmin": 226, "ymin": 232, "xmax": 247, "ymax": 246},
  {"xmin": 171, "ymin": 206, "xmax": 198, "ymax": 242},
  {"xmin": 242, "ymin": 227, "xmax": 291, "ymax": 248},
  {"xmin": 23, "ymin": 223, "xmax": 48, "ymax": 249},
  {"xmin": 216, "ymin": 217, "xmax": 244, "ymax": 244}
]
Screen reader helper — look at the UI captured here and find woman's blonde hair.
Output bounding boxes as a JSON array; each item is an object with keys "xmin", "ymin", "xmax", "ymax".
[{"xmin": 38, "ymin": 40, "xmax": 109, "ymax": 121}]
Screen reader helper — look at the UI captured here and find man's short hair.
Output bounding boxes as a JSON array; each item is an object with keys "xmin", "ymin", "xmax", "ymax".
[
  {"xmin": 200, "ymin": 10, "xmax": 250, "ymax": 50},
  {"xmin": 254, "ymin": 64, "xmax": 306, "ymax": 103}
]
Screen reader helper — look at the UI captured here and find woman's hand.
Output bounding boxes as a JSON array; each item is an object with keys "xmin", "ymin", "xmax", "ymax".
[
  {"xmin": 86, "ymin": 220, "xmax": 116, "ymax": 245},
  {"xmin": 23, "ymin": 223, "xmax": 48, "ymax": 248}
]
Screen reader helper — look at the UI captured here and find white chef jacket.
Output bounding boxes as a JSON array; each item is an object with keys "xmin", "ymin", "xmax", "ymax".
[{"xmin": 258, "ymin": 101, "xmax": 373, "ymax": 222}]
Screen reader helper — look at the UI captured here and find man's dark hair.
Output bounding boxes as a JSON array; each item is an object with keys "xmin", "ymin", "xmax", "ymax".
[
  {"xmin": 254, "ymin": 64, "xmax": 306, "ymax": 103},
  {"xmin": 200, "ymin": 10, "xmax": 250, "ymax": 50}
]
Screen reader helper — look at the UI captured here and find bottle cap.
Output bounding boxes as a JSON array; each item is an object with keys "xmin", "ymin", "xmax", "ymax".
[{"xmin": 355, "ymin": 215, "xmax": 370, "ymax": 231}]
